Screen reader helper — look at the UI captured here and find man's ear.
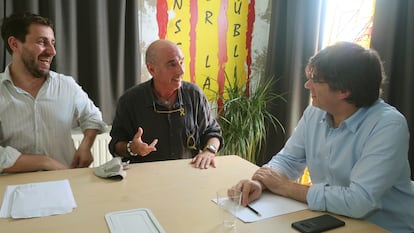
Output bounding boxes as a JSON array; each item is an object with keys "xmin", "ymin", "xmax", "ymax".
[
  {"xmin": 146, "ymin": 63, "xmax": 156, "ymax": 76},
  {"xmin": 7, "ymin": 36, "xmax": 19, "ymax": 52},
  {"xmin": 338, "ymin": 89, "xmax": 351, "ymax": 100}
]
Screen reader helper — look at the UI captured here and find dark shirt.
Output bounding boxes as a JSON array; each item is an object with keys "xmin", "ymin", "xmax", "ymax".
[{"xmin": 109, "ymin": 79, "xmax": 223, "ymax": 163}]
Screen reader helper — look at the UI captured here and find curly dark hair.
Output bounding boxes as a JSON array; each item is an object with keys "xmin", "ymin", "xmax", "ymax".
[{"xmin": 1, "ymin": 12, "xmax": 54, "ymax": 54}]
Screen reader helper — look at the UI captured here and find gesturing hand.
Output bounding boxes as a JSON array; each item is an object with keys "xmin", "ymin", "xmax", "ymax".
[{"xmin": 130, "ymin": 127, "xmax": 158, "ymax": 156}]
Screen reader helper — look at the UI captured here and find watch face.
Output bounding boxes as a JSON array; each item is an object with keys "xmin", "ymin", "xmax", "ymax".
[{"xmin": 207, "ymin": 144, "xmax": 217, "ymax": 153}]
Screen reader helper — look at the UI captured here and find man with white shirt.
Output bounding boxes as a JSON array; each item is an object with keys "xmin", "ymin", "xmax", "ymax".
[{"xmin": 0, "ymin": 12, "xmax": 106, "ymax": 173}]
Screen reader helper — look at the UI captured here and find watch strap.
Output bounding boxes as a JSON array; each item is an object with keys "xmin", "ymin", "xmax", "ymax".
[{"xmin": 204, "ymin": 144, "xmax": 218, "ymax": 154}]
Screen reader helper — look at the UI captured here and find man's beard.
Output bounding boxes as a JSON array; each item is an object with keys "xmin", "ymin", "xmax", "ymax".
[{"xmin": 21, "ymin": 51, "xmax": 50, "ymax": 78}]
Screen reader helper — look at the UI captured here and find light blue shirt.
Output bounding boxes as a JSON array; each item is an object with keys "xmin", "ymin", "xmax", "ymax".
[
  {"xmin": 266, "ymin": 100, "xmax": 414, "ymax": 233},
  {"xmin": 0, "ymin": 65, "xmax": 107, "ymax": 171}
]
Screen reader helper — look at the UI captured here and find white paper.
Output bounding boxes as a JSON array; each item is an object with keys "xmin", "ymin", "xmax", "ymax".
[
  {"xmin": 0, "ymin": 179, "xmax": 77, "ymax": 218},
  {"xmin": 105, "ymin": 208, "xmax": 166, "ymax": 233},
  {"xmin": 213, "ymin": 192, "xmax": 308, "ymax": 223}
]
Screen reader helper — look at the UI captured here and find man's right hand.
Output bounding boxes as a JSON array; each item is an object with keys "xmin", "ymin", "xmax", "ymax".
[
  {"xmin": 232, "ymin": 179, "xmax": 264, "ymax": 206},
  {"xmin": 129, "ymin": 127, "xmax": 158, "ymax": 156}
]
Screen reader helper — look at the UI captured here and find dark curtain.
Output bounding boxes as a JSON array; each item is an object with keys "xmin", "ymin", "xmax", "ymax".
[
  {"xmin": 258, "ymin": 0, "xmax": 324, "ymax": 165},
  {"xmin": 371, "ymin": 0, "xmax": 414, "ymax": 180},
  {"xmin": 0, "ymin": 0, "xmax": 140, "ymax": 123}
]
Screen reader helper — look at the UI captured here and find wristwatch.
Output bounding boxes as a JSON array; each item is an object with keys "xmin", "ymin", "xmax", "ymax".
[
  {"xmin": 126, "ymin": 141, "xmax": 138, "ymax": 156},
  {"xmin": 204, "ymin": 144, "xmax": 218, "ymax": 154}
]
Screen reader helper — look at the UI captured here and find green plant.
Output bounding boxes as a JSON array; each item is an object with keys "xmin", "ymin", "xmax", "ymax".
[{"xmin": 212, "ymin": 73, "xmax": 285, "ymax": 164}]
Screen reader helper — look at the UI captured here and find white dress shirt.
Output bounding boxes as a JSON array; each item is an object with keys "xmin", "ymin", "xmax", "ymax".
[{"xmin": 0, "ymin": 65, "xmax": 107, "ymax": 171}]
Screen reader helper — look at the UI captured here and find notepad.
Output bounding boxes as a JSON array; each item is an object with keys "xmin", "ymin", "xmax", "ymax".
[
  {"xmin": 105, "ymin": 208, "xmax": 166, "ymax": 233},
  {"xmin": 0, "ymin": 179, "xmax": 77, "ymax": 219},
  {"xmin": 213, "ymin": 191, "xmax": 308, "ymax": 223}
]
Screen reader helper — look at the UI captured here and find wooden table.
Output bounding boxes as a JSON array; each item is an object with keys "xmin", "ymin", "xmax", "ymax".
[{"xmin": 0, "ymin": 155, "xmax": 388, "ymax": 233}]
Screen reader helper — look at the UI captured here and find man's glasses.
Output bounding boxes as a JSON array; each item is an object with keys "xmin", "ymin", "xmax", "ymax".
[
  {"xmin": 153, "ymin": 102, "xmax": 185, "ymax": 116},
  {"xmin": 186, "ymin": 134, "xmax": 198, "ymax": 151},
  {"xmin": 306, "ymin": 69, "xmax": 326, "ymax": 83},
  {"xmin": 152, "ymin": 89, "xmax": 185, "ymax": 116},
  {"xmin": 307, "ymin": 71, "xmax": 326, "ymax": 84}
]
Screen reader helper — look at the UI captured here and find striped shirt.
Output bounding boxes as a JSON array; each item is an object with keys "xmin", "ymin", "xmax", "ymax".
[{"xmin": 0, "ymin": 65, "xmax": 107, "ymax": 172}]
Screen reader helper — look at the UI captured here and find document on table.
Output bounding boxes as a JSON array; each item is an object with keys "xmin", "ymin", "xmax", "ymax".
[
  {"xmin": 213, "ymin": 191, "xmax": 308, "ymax": 223},
  {"xmin": 0, "ymin": 179, "xmax": 77, "ymax": 219},
  {"xmin": 105, "ymin": 208, "xmax": 166, "ymax": 233}
]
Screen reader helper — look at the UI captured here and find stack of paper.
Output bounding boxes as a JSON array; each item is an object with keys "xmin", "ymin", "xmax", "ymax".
[
  {"xmin": 0, "ymin": 179, "xmax": 77, "ymax": 219},
  {"xmin": 213, "ymin": 191, "xmax": 308, "ymax": 222}
]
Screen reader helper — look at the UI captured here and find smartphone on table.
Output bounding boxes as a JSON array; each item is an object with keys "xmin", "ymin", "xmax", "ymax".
[{"xmin": 291, "ymin": 214, "xmax": 345, "ymax": 233}]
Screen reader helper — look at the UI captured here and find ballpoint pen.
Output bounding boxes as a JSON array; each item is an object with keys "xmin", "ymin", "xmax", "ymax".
[{"xmin": 247, "ymin": 204, "xmax": 261, "ymax": 217}]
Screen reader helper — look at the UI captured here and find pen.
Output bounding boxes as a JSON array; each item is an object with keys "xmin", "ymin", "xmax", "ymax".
[{"xmin": 247, "ymin": 204, "xmax": 261, "ymax": 216}]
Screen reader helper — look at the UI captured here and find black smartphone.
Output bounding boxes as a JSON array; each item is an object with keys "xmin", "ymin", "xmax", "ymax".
[{"xmin": 292, "ymin": 214, "xmax": 345, "ymax": 233}]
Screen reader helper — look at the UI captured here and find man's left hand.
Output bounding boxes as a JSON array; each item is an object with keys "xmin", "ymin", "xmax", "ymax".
[
  {"xmin": 71, "ymin": 147, "xmax": 94, "ymax": 168},
  {"xmin": 252, "ymin": 166, "xmax": 291, "ymax": 197},
  {"xmin": 191, "ymin": 151, "xmax": 216, "ymax": 169}
]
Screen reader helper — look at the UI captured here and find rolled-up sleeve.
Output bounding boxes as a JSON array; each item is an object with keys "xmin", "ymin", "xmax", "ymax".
[
  {"xmin": 0, "ymin": 146, "xmax": 21, "ymax": 173},
  {"xmin": 72, "ymin": 79, "xmax": 107, "ymax": 134}
]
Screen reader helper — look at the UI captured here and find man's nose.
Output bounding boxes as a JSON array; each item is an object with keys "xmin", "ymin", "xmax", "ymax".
[
  {"xmin": 45, "ymin": 43, "xmax": 56, "ymax": 56},
  {"xmin": 177, "ymin": 64, "xmax": 184, "ymax": 74}
]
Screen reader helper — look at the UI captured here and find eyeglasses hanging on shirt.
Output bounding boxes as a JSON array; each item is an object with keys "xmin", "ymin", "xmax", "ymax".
[
  {"xmin": 152, "ymin": 90, "xmax": 185, "ymax": 116},
  {"xmin": 186, "ymin": 133, "xmax": 199, "ymax": 151}
]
